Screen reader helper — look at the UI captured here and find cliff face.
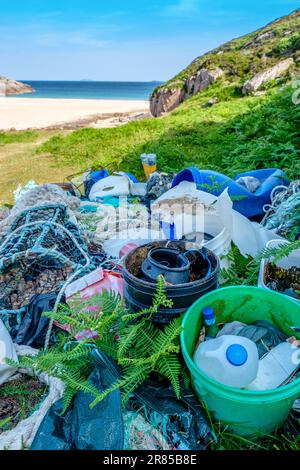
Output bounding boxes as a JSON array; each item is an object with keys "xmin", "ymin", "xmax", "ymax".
[
  {"xmin": 150, "ymin": 8, "xmax": 300, "ymax": 116},
  {"xmin": 0, "ymin": 76, "xmax": 34, "ymax": 96}
]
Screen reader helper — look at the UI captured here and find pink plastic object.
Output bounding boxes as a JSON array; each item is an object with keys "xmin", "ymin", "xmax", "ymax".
[
  {"xmin": 57, "ymin": 268, "xmax": 124, "ymax": 340},
  {"xmin": 119, "ymin": 243, "xmax": 139, "ymax": 259}
]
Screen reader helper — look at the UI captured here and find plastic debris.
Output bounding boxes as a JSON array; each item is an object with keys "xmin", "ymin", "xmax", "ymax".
[
  {"xmin": 126, "ymin": 379, "xmax": 216, "ymax": 450},
  {"xmin": 0, "ymin": 319, "xmax": 18, "ymax": 385},
  {"xmin": 262, "ymin": 180, "xmax": 300, "ymax": 240},
  {"xmin": 31, "ymin": 350, "xmax": 124, "ymax": 451}
]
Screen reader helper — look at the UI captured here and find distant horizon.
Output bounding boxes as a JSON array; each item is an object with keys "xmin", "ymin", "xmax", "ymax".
[
  {"xmin": 1, "ymin": 1, "xmax": 299, "ymax": 81},
  {"xmin": 8, "ymin": 80, "xmax": 159, "ymax": 100},
  {"xmin": 19, "ymin": 79, "xmax": 163, "ymax": 83}
]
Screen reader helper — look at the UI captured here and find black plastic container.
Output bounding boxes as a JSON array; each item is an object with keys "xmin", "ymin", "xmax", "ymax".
[
  {"xmin": 123, "ymin": 241, "xmax": 220, "ymax": 324},
  {"xmin": 141, "ymin": 247, "xmax": 191, "ymax": 284}
]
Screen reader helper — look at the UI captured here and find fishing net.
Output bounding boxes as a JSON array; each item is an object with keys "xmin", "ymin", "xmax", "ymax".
[
  {"xmin": 262, "ymin": 181, "xmax": 300, "ymax": 240},
  {"xmin": 0, "ymin": 204, "xmax": 92, "ymax": 342}
]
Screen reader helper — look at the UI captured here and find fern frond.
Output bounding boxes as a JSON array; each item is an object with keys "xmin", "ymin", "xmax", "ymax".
[
  {"xmin": 61, "ymin": 387, "xmax": 76, "ymax": 414},
  {"xmin": 156, "ymin": 354, "xmax": 181, "ymax": 399},
  {"xmin": 152, "ymin": 317, "xmax": 182, "ymax": 355},
  {"xmin": 152, "ymin": 275, "xmax": 174, "ymax": 308},
  {"xmin": 117, "ymin": 321, "xmax": 145, "ymax": 359}
]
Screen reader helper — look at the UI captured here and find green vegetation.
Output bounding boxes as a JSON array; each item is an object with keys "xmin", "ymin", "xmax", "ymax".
[
  {"xmin": 10, "ymin": 245, "xmax": 300, "ymax": 450},
  {"xmin": 38, "ymin": 84, "xmax": 300, "ymax": 181},
  {"xmin": 0, "ymin": 375, "xmax": 48, "ymax": 432},
  {"xmin": 156, "ymin": 8, "xmax": 300, "ymax": 92},
  {"xmin": 0, "ymin": 130, "xmax": 38, "ymax": 146},
  {"xmin": 1, "ymin": 10, "xmax": 300, "ymax": 205},
  {"xmin": 13, "ymin": 278, "xmax": 187, "ymax": 413}
]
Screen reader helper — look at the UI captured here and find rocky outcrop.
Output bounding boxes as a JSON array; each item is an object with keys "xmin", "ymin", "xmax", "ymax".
[
  {"xmin": 150, "ymin": 87, "xmax": 186, "ymax": 117},
  {"xmin": 150, "ymin": 8, "xmax": 300, "ymax": 117},
  {"xmin": 242, "ymin": 58, "xmax": 294, "ymax": 94},
  {"xmin": 151, "ymin": 68, "xmax": 223, "ymax": 117},
  {"xmin": 187, "ymin": 68, "xmax": 224, "ymax": 95},
  {"xmin": 0, "ymin": 76, "xmax": 34, "ymax": 96}
]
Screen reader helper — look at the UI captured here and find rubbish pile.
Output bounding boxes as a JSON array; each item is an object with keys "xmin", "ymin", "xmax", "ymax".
[{"xmin": 0, "ymin": 157, "xmax": 299, "ymax": 449}]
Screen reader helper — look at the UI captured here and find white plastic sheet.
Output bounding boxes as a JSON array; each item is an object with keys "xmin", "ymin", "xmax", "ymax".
[
  {"xmin": 0, "ymin": 319, "xmax": 18, "ymax": 385},
  {"xmin": 151, "ymin": 181, "xmax": 284, "ymax": 259}
]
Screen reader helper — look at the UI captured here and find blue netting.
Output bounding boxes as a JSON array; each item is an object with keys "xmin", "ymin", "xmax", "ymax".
[{"xmin": 0, "ymin": 204, "xmax": 92, "ymax": 314}]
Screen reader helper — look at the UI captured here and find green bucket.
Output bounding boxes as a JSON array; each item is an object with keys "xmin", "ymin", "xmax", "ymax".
[{"xmin": 180, "ymin": 286, "xmax": 300, "ymax": 437}]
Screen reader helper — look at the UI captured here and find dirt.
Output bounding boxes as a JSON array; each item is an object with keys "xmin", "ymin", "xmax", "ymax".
[
  {"xmin": 0, "ymin": 375, "xmax": 47, "ymax": 434},
  {"xmin": 265, "ymin": 263, "xmax": 300, "ymax": 300},
  {"xmin": 125, "ymin": 241, "xmax": 217, "ymax": 284}
]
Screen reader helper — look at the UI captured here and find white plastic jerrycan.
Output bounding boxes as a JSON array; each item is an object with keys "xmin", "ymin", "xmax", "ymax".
[{"xmin": 194, "ymin": 335, "xmax": 259, "ymax": 388}]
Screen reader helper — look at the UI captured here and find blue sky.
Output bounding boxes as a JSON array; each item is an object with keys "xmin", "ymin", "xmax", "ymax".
[{"xmin": 1, "ymin": 0, "xmax": 299, "ymax": 81}]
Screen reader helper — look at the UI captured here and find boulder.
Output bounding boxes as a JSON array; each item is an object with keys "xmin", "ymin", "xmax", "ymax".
[
  {"xmin": 150, "ymin": 67, "xmax": 224, "ymax": 117},
  {"xmin": 185, "ymin": 68, "xmax": 223, "ymax": 96},
  {"xmin": 150, "ymin": 87, "xmax": 186, "ymax": 117},
  {"xmin": 242, "ymin": 58, "xmax": 294, "ymax": 94},
  {"xmin": 202, "ymin": 97, "xmax": 219, "ymax": 108},
  {"xmin": 0, "ymin": 76, "xmax": 34, "ymax": 96}
]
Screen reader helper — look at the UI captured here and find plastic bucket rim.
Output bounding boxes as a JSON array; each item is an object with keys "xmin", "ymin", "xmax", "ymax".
[{"xmin": 180, "ymin": 285, "xmax": 300, "ymax": 397}]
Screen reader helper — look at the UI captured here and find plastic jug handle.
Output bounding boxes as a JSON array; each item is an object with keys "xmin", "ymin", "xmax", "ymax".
[{"xmin": 203, "ymin": 351, "xmax": 216, "ymax": 359}]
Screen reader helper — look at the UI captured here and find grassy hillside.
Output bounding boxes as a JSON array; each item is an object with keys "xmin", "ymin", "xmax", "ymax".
[
  {"xmin": 154, "ymin": 8, "xmax": 300, "ymax": 94},
  {"xmin": 38, "ymin": 83, "xmax": 300, "ymax": 181}
]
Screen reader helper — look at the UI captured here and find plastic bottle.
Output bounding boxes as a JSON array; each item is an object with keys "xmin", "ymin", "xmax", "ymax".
[
  {"xmin": 245, "ymin": 341, "xmax": 300, "ymax": 391},
  {"xmin": 193, "ymin": 335, "xmax": 259, "ymax": 388},
  {"xmin": 203, "ymin": 307, "xmax": 219, "ymax": 340},
  {"xmin": 140, "ymin": 154, "xmax": 157, "ymax": 180}
]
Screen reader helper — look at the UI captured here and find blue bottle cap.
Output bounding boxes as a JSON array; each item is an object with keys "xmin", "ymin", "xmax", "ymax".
[
  {"xmin": 226, "ymin": 344, "xmax": 248, "ymax": 366},
  {"xmin": 202, "ymin": 307, "xmax": 215, "ymax": 320}
]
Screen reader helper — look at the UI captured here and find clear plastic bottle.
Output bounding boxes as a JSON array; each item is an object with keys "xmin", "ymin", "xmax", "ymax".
[
  {"xmin": 245, "ymin": 341, "xmax": 300, "ymax": 391},
  {"xmin": 193, "ymin": 335, "xmax": 259, "ymax": 388}
]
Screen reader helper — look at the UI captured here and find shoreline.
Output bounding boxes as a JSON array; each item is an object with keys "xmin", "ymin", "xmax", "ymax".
[{"xmin": 0, "ymin": 97, "xmax": 150, "ymax": 131}]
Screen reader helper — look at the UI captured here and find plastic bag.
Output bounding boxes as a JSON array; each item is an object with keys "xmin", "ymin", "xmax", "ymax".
[
  {"xmin": 126, "ymin": 379, "xmax": 215, "ymax": 450},
  {"xmin": 10, "ymin": 292, "xmax": 63, "ymax": 349},
  {"xmin": 31, "ymin": 349, "xmax": 124, "ymax": 450},
  {"xmin": 218, "ymin": 320, "xmax": 287, "ymax": 359}
]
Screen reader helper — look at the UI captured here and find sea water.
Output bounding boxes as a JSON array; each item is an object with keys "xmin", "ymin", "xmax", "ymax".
[{"xmin": 8, "ymin": 80, "xmax": 162, "ymax": 100}]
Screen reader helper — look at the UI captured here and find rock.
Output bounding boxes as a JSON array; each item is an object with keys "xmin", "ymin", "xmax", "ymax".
[
  {"xmin": 255, "ymin": 32, "xmax": 271, "ymax": 43},
  {"xmin": 253, "ymin": 91, "xmax": 267, "ymax": 97},
  {"xmin": 242, "ymin": 58, "xmax": 294, "ymax": 94},
  {"xmin": 202, "ymin": 97, "xmax": 219, "ymax": 108},
  {"xmin": 150, "ymin": 87, "xmax": 186, "ymax": 117},
  {"xmin": 150, "ymin": 67, "xmax": 223, "ymax": 117},
  {"xmin": 0, "ymin": 76, "xmax": 34, "ymax": 96},
  {"xmin": 192, "ymin": 68, "xmax": 224, "ymax": 95}
]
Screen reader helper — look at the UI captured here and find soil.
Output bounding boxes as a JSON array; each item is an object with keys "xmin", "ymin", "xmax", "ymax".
[
  {"xmin": 0, "ymin": 375, "xmax": 48, "ymax": 434},
  {"xmin": 265, "ymin": 263, "xmax": 300, "ymax": 300},
  {"xmin": 125, "ymin": 240, "xmax": 216, "ymax": 284}
]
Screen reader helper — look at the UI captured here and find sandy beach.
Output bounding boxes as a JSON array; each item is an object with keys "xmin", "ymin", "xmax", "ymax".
[{"xmin": 0, "ymin": 97, "xmax": 149, "ymax": 130}]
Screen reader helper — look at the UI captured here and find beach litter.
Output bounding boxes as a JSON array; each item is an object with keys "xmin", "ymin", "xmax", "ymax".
[
  {"xmin": 258, "ymin": 239, "xmax": 300, "ymax": 302},
  {"xmin": 0, "ymin": 161, "xmax": 299, "ymax": 449}
]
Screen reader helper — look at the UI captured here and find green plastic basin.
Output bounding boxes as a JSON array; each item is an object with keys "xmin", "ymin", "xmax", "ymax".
[{"xmin": 180, "ymin": 286, "xmax": 300, "ymax": 437}]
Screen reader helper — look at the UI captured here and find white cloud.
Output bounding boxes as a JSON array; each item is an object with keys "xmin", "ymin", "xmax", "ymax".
[
  {"xmin": 33, "ymin": 31, "xmax": 110, "ymax": 49},
  {"xmin": 165, "ymin": 0, "xmax": 199, "ymax": 16}
]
